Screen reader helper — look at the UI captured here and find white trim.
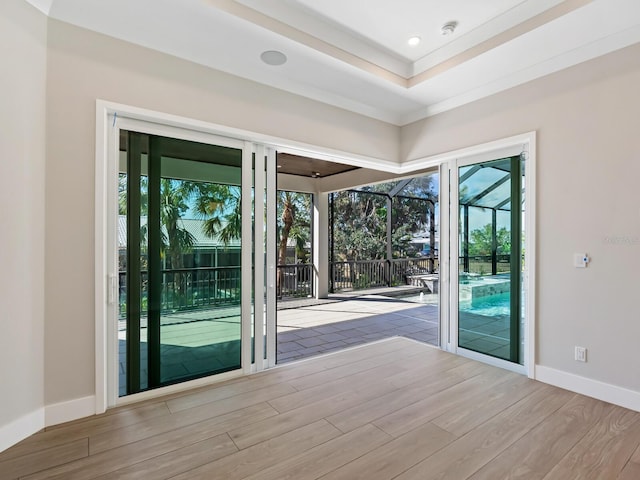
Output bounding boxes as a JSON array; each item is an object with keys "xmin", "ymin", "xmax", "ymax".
[
  {"xmin": 115, "ymin": 117, "xmax": 245, "ymax": 151},
  {"xmin": 45, "ymin": 396, "xmax": 96, "ymax": 427},
  {"xmin": 95, "ymin": 103, "xmax": 108, "ymax": 415},
  {"xmin": 0, "ymin": 409, "xmax": 44, "ymax": 453},
  {"xmin": 106, "ymin": 117, "xmax": 120, "ymax": 408},
  {"xmin": 449, "ymin": 161, "xmax": 460, "ymax": 355},
  {"xmin": 524, "ymin": 133, "xmax": 537, "ymax": 378},
  {"xmin": 241, "ymin": 142, "xmax": 253, "ymax": 374},
  {"xmin": 254, "ymin": 145, "xmax": 266, "ymax": 372},
  {"xmin": 458, "ymin": 348, "xmax": 526, "ymax": 375},
  {"xmin": 536, "ymin": 365, "xmax": 640, "ymax": 413},
  {"xmin": 444, "ymin": 131, "xmax": 536, "ymax": 376},
  {"xmin": 265, "ymin": 148, "xmax": 277, "ymax": 368},
  {"xmin": 438, "ymin": 162, "xmax": 451, "ymax": 352},
  {"xmin": 115, "ymin": 369, "xmax": 244, "ymax": 407}
]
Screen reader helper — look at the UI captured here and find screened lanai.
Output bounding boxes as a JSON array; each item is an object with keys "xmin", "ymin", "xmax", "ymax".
[
  {"xmin": 458, "ymin": 156, "xmax": 524, "ymax": 276},
  {"xmin": 329, "ymin": 175, "xmax": 439, "ymax": 293},
  {"xmin": 276, "ymin": 172, "xmax": 441, "ymax": 364}
]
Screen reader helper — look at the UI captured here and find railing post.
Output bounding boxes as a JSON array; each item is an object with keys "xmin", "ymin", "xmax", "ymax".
[
  {"xmin": 329, "ymin": 262, "xmax": 334, "ymax": 293},
  {"xmin": 386, "ymin": 259, "xmax": 391, "ymax": 287}
]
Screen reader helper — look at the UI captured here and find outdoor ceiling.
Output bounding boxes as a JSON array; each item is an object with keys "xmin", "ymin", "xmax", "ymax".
[
  {"xmin": 276, "ymin": 153, "xmax": 359, "ymax": 179},
  {"xmin": 29, "ymin": 0, "xmax": 640, "ymax": 125}
]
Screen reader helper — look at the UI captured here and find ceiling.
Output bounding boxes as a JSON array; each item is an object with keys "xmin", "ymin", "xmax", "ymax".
[
  {"xmin": 277, "ymin": 153, "xmax": 359, "ymax": 179},
  {"xmin": 27, "ymin": 0, "xmax": 640, "ymax": 126}
]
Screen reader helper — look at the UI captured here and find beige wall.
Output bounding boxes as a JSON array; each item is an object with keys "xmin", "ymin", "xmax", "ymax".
[
  {"xmin": 44, "ymin": 19, "xmax": 399, "ymax": 405},
  {"xmin": 402, "ymin": 44, "xmax": 640, "ymax": 392},
  {"xmin": 0, "ymin": 0, "xmax": 46, "ymax": 430}
]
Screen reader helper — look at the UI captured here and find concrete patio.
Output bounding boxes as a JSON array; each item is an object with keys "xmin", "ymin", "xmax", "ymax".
[{"xmin": 276, "ymin": 293, "xmax": 439, "ymax": 363}]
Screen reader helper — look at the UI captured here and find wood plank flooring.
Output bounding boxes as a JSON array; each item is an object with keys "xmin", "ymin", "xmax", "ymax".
[{"xmin": 2, "ymin": 337, "xmax": 640, "ymax": 480}]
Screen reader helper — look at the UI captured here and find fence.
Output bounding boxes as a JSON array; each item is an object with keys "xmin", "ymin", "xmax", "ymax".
[
  {"xmin": 276, "ymin": 264, "xmax": 314, "ymax": 299},
  {"xmin": 119, "ymin": 266, "xmax": 241, "ymax": 318},
  {"xmin": 458, "ymin": 254, "xmax": 511, "ymax": 275},
  {"xmin": 330, "ymin": 257, "xmax": 438, "ymax": 292},
  {"xmin": 119, "ymin": 257, "xmax": 443, "ymax": 311}
]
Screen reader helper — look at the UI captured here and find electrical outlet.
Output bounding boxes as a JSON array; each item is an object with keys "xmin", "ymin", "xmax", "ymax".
[{"xmin": 575, "ymin": 346, "xmax": 587, "ymax": 362}]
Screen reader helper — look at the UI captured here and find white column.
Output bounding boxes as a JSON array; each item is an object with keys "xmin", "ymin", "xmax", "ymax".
[{"xmin": 313, "ymin": 192, "xmax": 329, "ymax": 299}]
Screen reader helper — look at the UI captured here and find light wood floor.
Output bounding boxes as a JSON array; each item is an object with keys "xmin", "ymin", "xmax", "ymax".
[{"xmin": 2, "ymin": 337, "xmax": 640, "ymax": 480}]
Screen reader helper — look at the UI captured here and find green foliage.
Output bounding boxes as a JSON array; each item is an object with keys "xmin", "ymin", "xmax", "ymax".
[
  {"xmin": 467, "ymin": 224, "xmax": 511, "ymax": 256},
  {"xmin": 277, "ymin": 191, "xmax": 311, "ymax": 264},
  {"xmin": 331, "ymin": 175, "xmax": 436, "ymax": 261},
  {"xmin": 193, "ymin": 184, "xmax": 242, "ymax": 245},
  {"xmin": 332, "ymin": 190, "xmax": 387, "ymax": 261}
]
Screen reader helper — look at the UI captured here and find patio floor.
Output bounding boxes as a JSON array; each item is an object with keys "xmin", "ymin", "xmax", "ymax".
[{"xmin": 276, "ymin": 294, "xmax": 439, "ymax": 363}]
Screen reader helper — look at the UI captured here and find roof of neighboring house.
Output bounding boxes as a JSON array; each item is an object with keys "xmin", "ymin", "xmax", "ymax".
[{"xmin": 118, "ymin": 216, "xmax": 240, "ymax": 249}]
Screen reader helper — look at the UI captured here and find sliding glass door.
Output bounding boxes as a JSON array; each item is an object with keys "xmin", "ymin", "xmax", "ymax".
[
  {"xmin": 119, "ymin": 130, "xmax": 248, "ymax": 395},
  {"xmin": 452, "ymin": 156, "xmax": 525, "ymax": 365}
]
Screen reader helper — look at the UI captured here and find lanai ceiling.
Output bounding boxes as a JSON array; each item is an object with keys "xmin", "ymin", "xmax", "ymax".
[{"xmin": 27, "ymin": 0, "xmax": 640, "ymax": 125}]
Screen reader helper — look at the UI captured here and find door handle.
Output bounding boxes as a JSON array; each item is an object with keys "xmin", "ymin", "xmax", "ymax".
[{"xmin": 108, "ymin": 274, "xmax": 117, "ymax": 304}]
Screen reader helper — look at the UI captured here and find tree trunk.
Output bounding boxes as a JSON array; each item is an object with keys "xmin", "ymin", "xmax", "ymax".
[{"xmin": 276, "ymin": 198, "xmax": 294, "ymax": 298}]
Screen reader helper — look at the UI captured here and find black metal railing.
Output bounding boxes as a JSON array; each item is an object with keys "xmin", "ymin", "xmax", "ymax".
[
  {"xmin": 458, "ymin": 254, "xmax": 511, "ymax": 275},
  {"xmin": 331, "ymin": 260, "xmax": 389, "ymax": 292},
  {"xmin": 119, "ymin": 266, "xmax": 241, "ymax": 318},
  {"xmin": 390, "ymin": 258, "xmax": 437, "ymax": 285},
  {"xmin": 330, "ymin": 257, "xmax": 439, "ymax": 292},
  {"xmin": 120, "ymin": 256, "xmax": 446, "ymax": 310},
  {"xmin": 276, "ymin": 264, "xmax": 314, "ymax": 299}
]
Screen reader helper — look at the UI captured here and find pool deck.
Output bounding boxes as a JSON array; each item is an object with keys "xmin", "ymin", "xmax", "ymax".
[{"xmin": 276, "ymin": 293, "xmax": 439, "ymax": 363}]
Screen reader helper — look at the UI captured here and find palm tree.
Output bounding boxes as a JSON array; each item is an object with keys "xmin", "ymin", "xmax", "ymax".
[
  {"xmin": 193, "ymin": 184, "xmax": 242, "ymax": 245},
  {"xmin": 276, "ymin": 191, "xmax": 311, "ymax": 297},
  {"xmin": 160, "ymin": 179, "xmax": 196, "ymax": 270},
  {"xmin": 159, "ymin": 179, "xmax": 197, "ymax": 308}
]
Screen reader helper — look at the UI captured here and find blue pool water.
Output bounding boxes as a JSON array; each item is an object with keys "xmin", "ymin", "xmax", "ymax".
[
  {"xmin": 399, "ymin": 291, "xmax": 513, "ymax": 317},
  {"xmin": 461, "ymin": 292, "xmax": 511, "ymax": 317}
]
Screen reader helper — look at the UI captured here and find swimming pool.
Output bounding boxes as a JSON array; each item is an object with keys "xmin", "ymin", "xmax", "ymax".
[
  {"xmin": 400, "ymin": 291, "xmax": 512, "ymax": 317},
  {"xmin": 460, "ymin": 292, "xmax": 511, "ymax": 317}
]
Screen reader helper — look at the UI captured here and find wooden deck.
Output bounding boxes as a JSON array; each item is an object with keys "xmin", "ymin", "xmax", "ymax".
[{"xmin": 3, "ymin": 337, "xmax": 640, "ymax": 479}]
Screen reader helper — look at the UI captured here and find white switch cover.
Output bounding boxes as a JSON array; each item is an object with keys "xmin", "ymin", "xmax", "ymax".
[{"xmin": 574, "ymin": 253, "xmax": 589, "ymax": 268}]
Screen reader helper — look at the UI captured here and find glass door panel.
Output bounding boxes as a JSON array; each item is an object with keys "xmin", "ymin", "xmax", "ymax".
[
  {"xmin": 457, "ymin": 157, "xmax": 523, "ymax": 363},
  {"xmin": 120, "ymin": 131, "xmax": 244, "ymax": 395}
]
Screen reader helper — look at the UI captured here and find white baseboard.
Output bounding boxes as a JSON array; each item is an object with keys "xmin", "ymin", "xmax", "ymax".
[
  {"xmin": 535, "ymin": 365, "xmax": 640, "ymax": 412},
  {"xmin": 0, "ymin": 408, "xmax": 44, "ymax": 453},
  {"xmin": 45, "ymin": 395, "xmax": 96, "ymax": 427}
]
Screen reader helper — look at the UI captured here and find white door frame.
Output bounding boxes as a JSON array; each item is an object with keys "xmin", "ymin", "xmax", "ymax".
[
  {"xmin": 438, "ymin": 133, "xmax": 536, "ymax": 377},
  {"xmin": 95, "ymin": 102, "xmax": 280, "ymax": 411},
  {"xmin": 95, "ymin": 100, "xmax": 394, "ymax": 414}
]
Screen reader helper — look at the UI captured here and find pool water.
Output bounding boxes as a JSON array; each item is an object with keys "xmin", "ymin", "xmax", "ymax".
[
  {"xmin": 398, "ymin": 291, "xmax": 514, "ymax": 318},
  {"xmin": 461, "ymin": 292, "xmax": 510, "ymax": 317}
]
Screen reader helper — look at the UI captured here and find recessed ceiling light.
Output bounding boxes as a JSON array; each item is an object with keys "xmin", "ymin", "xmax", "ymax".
[
  {"xmin": 441, "ymin": 22, "xmax": 457, "ymax": 36},
  {"xmin": 407, "ymin": 36, "xmax": 421, "ymax": 46},
  {"xmin": 260, "ymin": 50, "xmax": 287, "ymax": 66}
]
